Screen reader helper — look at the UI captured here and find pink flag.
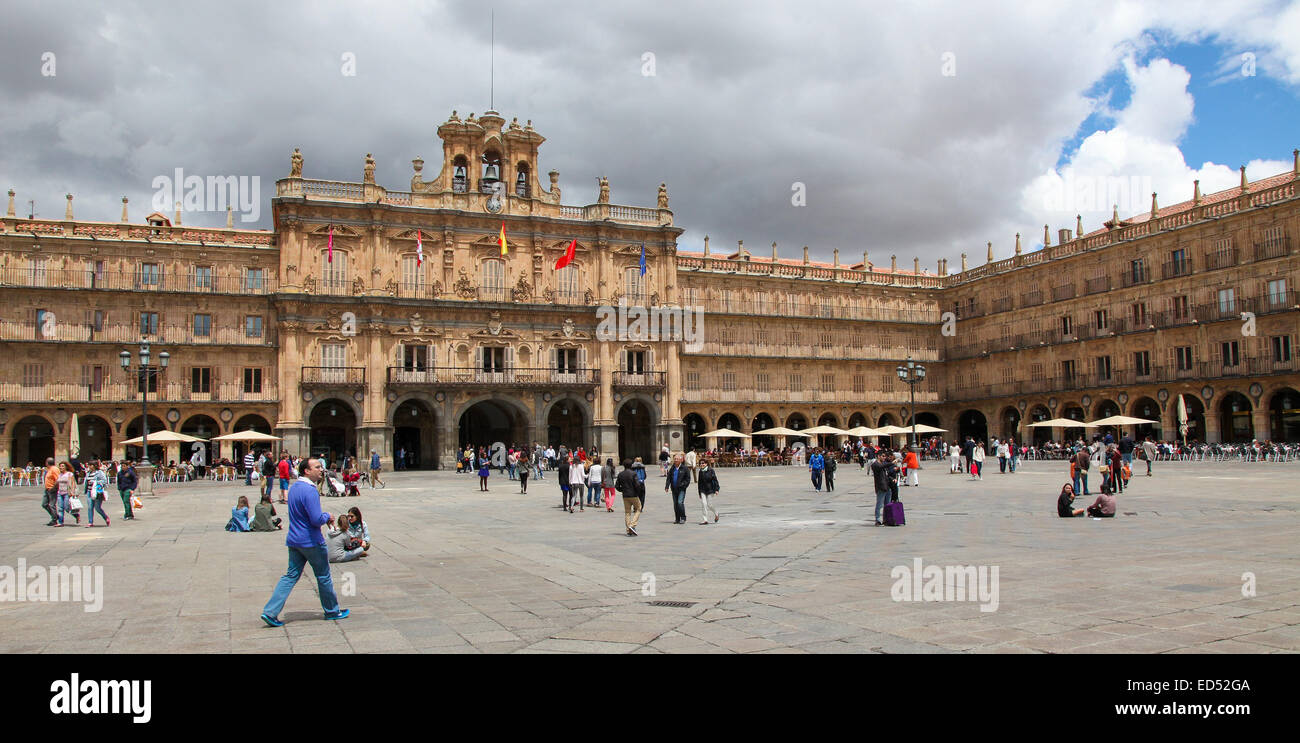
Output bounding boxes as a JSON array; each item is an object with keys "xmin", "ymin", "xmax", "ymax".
[
  {"xmin": 416, "ymin": 230, "xmax": 424, "ymax": 266},
  {"xmin": 327, "ymin": 225, "xmax": 334, "ymax": 263}
]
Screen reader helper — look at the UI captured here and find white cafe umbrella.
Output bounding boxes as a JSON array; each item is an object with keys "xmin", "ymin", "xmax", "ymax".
[
  {"xmin": 1087, "ymin": 415, "xmax": 1160, "ymax": 427},
  {"xmin": 801, "ymin": 425, "xmax": 847, "ymax": 436},
  {"xmin": 69, "ymin": 413, "xmax": 80, "ymax": 459},
  {"xmin": 699, "ymin": 428, "xmax": 751, "ymax": 439},
  {"xmin": 212, "ymin": 430, "xmax": 283, "ymax": 442},
  {"xmin": 120, "ymin": 430, "xmax": 206, "ymax": 446},
  {"xmin": 757, "ymin": 427, "xmax": 809, "ymax": 437},
  {"xmin": 1177, "ymin": 395, "xmax": 1189, "ymax": 441},
  {"xmin": 1027, "ymin": 418, "xmax": 1097, "ymax": 428},
  {"xmin": 843, "ymin": 426, "xmax": 882, "ymax": 437}
]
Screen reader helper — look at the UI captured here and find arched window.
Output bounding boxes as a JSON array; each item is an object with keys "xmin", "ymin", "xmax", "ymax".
[
  {"xmin": 322, "ymin": 250, "xmax": 347, "ymax": 294},
  {"xmin": 452, "ymin": 155, "xmax": 469, "ymax": 193},
  {"xmin": 557, "ymin": 265, "xmax": 580, "ymax": 304},
  {"xmin": 624, "ymin": 267, "xmax": 644, "ymax": 305},
  {"xmin": 515, "ymin": 162, "xmax": 530, "ymax": 197},
  {"xmin": 481, "ymin": 259, "xmax": 505, "ymax": 301}
]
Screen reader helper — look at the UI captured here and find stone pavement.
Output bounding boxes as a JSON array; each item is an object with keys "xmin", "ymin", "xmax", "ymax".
[{"xmin": 1, "ymin": 459, "xmax": 1298, "ymax": 653}]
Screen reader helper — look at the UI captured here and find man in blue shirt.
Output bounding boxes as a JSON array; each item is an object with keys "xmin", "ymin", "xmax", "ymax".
[
  {"xmin": 260, "ymin": 456, "xmax": 349, "ymax": 626},
  {"xmin": 808, "ymin": 449, "xmax": 825, "ymax": 492},
  {"xmin": 368, "ymin": 450, "xmax": 385, "ymax": 489}
]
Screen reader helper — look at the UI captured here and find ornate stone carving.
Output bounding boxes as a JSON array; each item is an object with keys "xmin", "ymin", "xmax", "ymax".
[
  {"xmin": 384, "ymin": 278, "xmax": 398, "ymax": 297},
  {"xmin": 302, "ymin": 275, "xmax": 317, "ymax": 293},
  {"xmin": 430, "ymin": 280, "xmax": 442, "ymax": 298},
  {"xmin": 363, "ymin": 153, "xmax": 376, "ymax": 184},
  {"xmin": 584, "ymin": 288, "xmax": 594, "ymax": 304},
  {"xmin": 562, "ymin": 318, "xmax": 575, "ymax": 338},
  {"xmin": 650, "ymin": 292, "xmax": 659, "ymax": 306},
  {"xmin": 487, "ymin": 311, "xmax": 503, "ymax": 336},
  {"xmin": 658, "ymin": 182, "xmax": 668, "ymax": 208},
  {"xmin": 548, "ymin": 170, "xmax": 561, "ymax": 203},
  {"xmin": 286, "ymin": 264, "xmax": 297, "ymax": 276},
  {"xmin": 290, "ymin": 148, "xmax": 303, "ymax": 178},
  {"xmin": 352, "ymin": 277, "xmax": 366, "ymax": 295},
  {"xmin": 454, "ymin": 267, "xmax": 475, "ymax": 298},
  {"xmin": 409, "ymin": 313, "xmax": 423, "ymax": 333},
  {"xmin": 542, "ymin": 286, "xmax": 556, "ymax": 303},
  {"xmin": 598, "ymin": 176, "xmax": 610, "ymax": 204},
  {"xmin": 512, "ymin": 275, "xmax": 532, "ymax": 302}
]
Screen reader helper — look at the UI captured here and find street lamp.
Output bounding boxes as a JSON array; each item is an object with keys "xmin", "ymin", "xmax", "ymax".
[
  {"xmin": 895, "ymin": 355, "xmax": 927, "ymax": 452},
  {"xmin": 120, "ymin": 340, "xmax": 168, "ymax": 494}
]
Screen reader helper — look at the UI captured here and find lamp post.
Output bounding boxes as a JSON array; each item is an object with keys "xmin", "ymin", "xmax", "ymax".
[
  {"xmin": 120, "ymin": 340, "xmax": 168, "ymax": 495},
  {"xmin": 895, "ymin": 355, "xmax": 927, "ymax": 453}
]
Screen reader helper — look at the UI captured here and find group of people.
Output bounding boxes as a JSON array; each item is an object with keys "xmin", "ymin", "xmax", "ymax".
[{"xmin": 39, "ymin": 457, "xmax": 141, "ymax": 527}]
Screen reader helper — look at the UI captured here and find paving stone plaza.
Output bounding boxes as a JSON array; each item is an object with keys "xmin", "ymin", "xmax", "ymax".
[{"xmin": 2, "ymin": 460, "xmax": 1298, "ymax": 654}]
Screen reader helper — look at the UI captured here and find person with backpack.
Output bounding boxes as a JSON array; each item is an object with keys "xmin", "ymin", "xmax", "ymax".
[
  {"xmin": 696, "ymin": 457, "xmax": 720, "ymax": 524},
  {"xmin": 1072, "ymin": 447, "xmax": 1091, "ymax": 495},
  {"xmin": 824, "ymin": 451, "xmax": 837, "ymax": 492},
  {"xmin": 615, "ymin": 459, "xmax": 643, "ymax": 536}
]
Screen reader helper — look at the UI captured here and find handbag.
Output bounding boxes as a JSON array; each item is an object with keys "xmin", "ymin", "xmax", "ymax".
[
  {"xmin": 131, "ymin": 495, "xmax": 144, "ymax": 509},
  {"xmin": 69, "ymin": 495, "xmax": 84, "ymax": 511}
]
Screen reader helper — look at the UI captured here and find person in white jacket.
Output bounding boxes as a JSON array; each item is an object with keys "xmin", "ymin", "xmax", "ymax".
[
  {"xmin": 971, "ymin": 442, "xmax": 985, "ymax": 480},
  {"xmin": 569, "ymin": 459, "xmax": 588, "ymax": 510},
  {"xmin": 586, "ymin": 460, "xmax": 603, "ymax": 509},
  {"xmin": 996, "ymin": 439, "xmax": 1010, "ymax": 473},
  {"xmin": 684, "ymin": 449, "xmax": 698, "ymax": 482}
]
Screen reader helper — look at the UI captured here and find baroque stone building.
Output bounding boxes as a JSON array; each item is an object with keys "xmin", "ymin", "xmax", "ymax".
[{"xmin": 1, "ymin": 112, "xmax": 1297, "ymax": 468}]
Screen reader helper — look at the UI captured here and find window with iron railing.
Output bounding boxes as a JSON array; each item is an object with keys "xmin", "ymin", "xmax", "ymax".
[
  {"xmin": 192, "ymin": 367, "xmax": 211, "ymax": 394},
  {"xmin": 1217, "ymin": 288, "xmax": 1236, "ymax": 316},
  {"xmin": 245, "ymin": 316, "xmax": 263, "ymax": 338},
  {"xmin": 556, "ymin": 265, "xmax": 581, "ymax": 304},
  {"xmin": 194, "ymin": 314, "xmax": 211, "ymax": 337},
  {"xmin": 322, "ymin": 252, "xmax": 348, "ymax": 292},
  {"xmin": 194, "ymin": 265, "xmax": 213, "ymax": 290},
  {"xmin": 245, "ymin": 268, "xmax": 264, "ymax": 292},
  {"xmin": 23, "ymin": 363, "xmax": 43, "ymax": 387},
  {"xmin": 243, "ymin": 368, "xmax": 262, "ymax": 394},
  {"xmin": 140, "ymin": 312, "xmax": 159, "ymax": 336},
  {"xmin": 685, "ymin": 371, "xmax": 701, "ymax": 391},
  {"xmin": 1267, "ymin": 279, "xmax": 1288, "ymax": 308},
  {"xmin": 722, "ymin": 372, "xmax": 737, "ymax": 391},
  {"xmin": 1274, "ymin": 335, "xmax": 1293, "ymax": 363},
  {"xmin": 623, "ymin": 267, "xmax": 644, "ymax": 305},
  {"xmin": 1175, "ymin": 346, "xmax": 1194, "ymax": 371},
  {"xmin": 139, "ymin": 263, "xmax": 161, "ymax": 287},
  {"xmin": 1221, "ymin": 341, "xmax": 1240, "ymax": 368},
  {"xmin": 1134, "ymin": 350, "xmax": 1151, "ymax": 377}
]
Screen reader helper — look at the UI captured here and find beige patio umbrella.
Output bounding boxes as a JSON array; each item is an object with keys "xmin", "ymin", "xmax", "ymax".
[
  {"xmin": 908, "ymin": 423, "xmax": 948, "ymax": 434},
  {"xmin": 69, "ymin": 413, "xmax": 80, "ymax": 458},
  {"xmin": 120, "ymin": 430, "xmax": 206, "ymax": 445},
  {"xmin": 212, "ymin": 430, "xmax": 282, "ymax": 442},
  {"xmin": 801, "ymin": 425, "xmax": 847, "ymax": 435},
  {"xmin": 758, "ymin": 426, "xmax": 809, "ymax": 437},
  {"xmin": 1087, "ymin": 415, "xmax": 1159, "ymax": 427},
  {"xmin": 872, "ymin": 425, "xmax": 911, "ymax": 435},
  {"xmin": 1026, "ymin": 418, "xmax": 1096, "ymax": 428},
  {"xmin": 699, "ymin": 428, "xmax": 751, "ymax": 439},
  {"xmin": 843, "ymin": 426, "xmax": 882, "ymax": 437}
]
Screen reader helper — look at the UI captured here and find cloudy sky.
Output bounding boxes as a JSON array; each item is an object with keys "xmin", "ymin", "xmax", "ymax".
[{"xmin": 2, "ymin": 0, "xmax": 1298, "ymax": 267}]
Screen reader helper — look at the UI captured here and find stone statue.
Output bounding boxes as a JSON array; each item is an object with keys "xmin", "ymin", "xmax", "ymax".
[
  {"xmin": 384, "ymin": 278, "xmax": 398, "ymax": 296},
  {"xmin": 290, "ymin": 148, "xmax": 303, "ymax": 178},
  {"xmin": 352, "ymin": 277, "xmax": 366, "ymax": 295},
  {"xmin": 512, "ymin": 275, "xmax": 532, "ymax": 302},
  {"xmin": 658, "ymin": 183, "xmax": 669, "ymax": 209},
  {"xmin": 430, "ymin": 280, "xmax": 442, "ymax": 298},
  {"xmin": 454, "ymin": 267, "xmax": 475, "ymax": 299},
  {"xmin": 302, "ymin": 275, "xmax": 317, "ymax": 293},
  {"xmin": 598, "ymin": 176, "xmax": 609, "ymax": 204},
  {"xmin": 363, "ymin": 153, "xmax": 376, "ymax": 185},
  {"xmin": 548, "ymin": 170, "xmax": 561, "ymax": 203}
]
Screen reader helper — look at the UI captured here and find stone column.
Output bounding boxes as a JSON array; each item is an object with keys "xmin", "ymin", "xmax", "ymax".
[
  {"xmin": 1252, "ymin": 406, "xmax": 1270, "ymax": 442},
  {"xmin": 1200, "ymin": 406, "xmax": 1220, "ymax": 444}
]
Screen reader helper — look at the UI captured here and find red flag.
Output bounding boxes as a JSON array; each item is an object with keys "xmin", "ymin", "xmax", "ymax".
[
  {"xmin": 416, "ymin": 230, "xmax": 424, "ymax": 266},
  {"xmin": 327, "ymin": 225, "xmax": 334, "ymax": 263},
  {"xmin": 554, "ymin": 238, "xmax": 576, "ymax": 270}
]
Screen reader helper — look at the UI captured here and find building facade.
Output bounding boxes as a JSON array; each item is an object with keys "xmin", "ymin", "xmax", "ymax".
[{"xmin": 2, "ymin": 113, "xmax": 1297, "ymax": 469}]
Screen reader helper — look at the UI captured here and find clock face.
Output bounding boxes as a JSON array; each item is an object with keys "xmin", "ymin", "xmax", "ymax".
[{"xmin": 485, "ymin": 193, "xmax": 503, "ymax": 213}]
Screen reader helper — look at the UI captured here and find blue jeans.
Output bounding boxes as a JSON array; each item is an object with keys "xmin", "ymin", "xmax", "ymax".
[
  {"xmin": 1073, "ymin": 472, "xmax": 1089, "ymax": 496},
  {"xmin": 508, "ymin": 464, "xmax": 516, "ymax": 480},
  {"xmin": 810, "ymin": 470, "xmax": 823, "ymax": 490},
  {"xmin": 86, "ymin": 495, "xmax": 109, "ymax": 524},
  {"xmin": 262, "ymin": 544, "xmax": 341, "ymax": 619},
  {"xmin": 875, "ymin": 488, "xmax": 892, "ymax": 523},
  {"xmin": 1010, "ymin": 455, "xmax": 1018, "ymax": 473},
  {"xmin": 58, "ymin": 493, "xmax": 73, "ymax": 523},
  {"xmin": 672, "ymin": 488, "xmax": 688, "ymax": 521}
]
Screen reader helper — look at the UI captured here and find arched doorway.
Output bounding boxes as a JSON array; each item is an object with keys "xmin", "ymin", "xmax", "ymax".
[
  {"xmin": 308, "ymin": 399, "xmax": 357, "ymax": 466},
  {"xmin": 461, "ymin": 399, "xmax": 528, "ymax": 451},
  {"xmin": 752, "ymin": 412, "xmax": 776, "ymax": 450},
  {"xmin": 957, "ymin": 409, "xmax": 988, "ymax": 445},
  {"xmin": 231, "ymin": 414, "xmax": 274, "ymax": 465},
  {"xmin": 125, "ymin": 415, "xmax": 167, "ymax": 464},
  {"xmin": 999, "ymin": 407, "xmax": 1020, "ymax": 442},
  {"xmin": 1091, "ymin": 399, "xmax": 1121, "ymax": 438},
  {"xmin": 715, "ymin": 413, "xmax": 742, "ymax": 452},
  {"xmin": 76, "ymin": 415, "xmax": 112, "ymax": 461},
  {"xmin": 1059, "ymin": 405, "xmax": 1086, "ymax": 444},
  {"xmin": 544, "ymin": 397, "xmax": 588, "ymax": 451},
  {"xmin": 874, "ymin": 412, "xmax": 896, "ymax": 447},
  {"xmin": 1269, "ymin": 388, "xmax": 1300, "ymax": 442},
  {"xmin": 617, "ymin": 398, "xmax": 656, "ymax": 463},
  {"xmin": 815, "ymin": 412, "xmax": 840, "ymax": 449},
  {"xmin": 683, "ymin": 413, "xmax": 707, "ymax": 452},
  {"xmin": 393, "ymin": 399, "xmax": 437, "ymax": 470},
  {"xmin": 1027, "ymin": 405, "xmax": 1052, "ymax": 445},
  {"xmin": 1130, "ymin": 397, "xmax": 1162, "ymax": 441},
  {"xmin": 10, "ymin": 415, "xmax": 55, "ymax": 466},
  {"xmin": 180, "ymin": 414, "xmax": 219, "ymax": 467},
  {"xmin": 1219, "ymin": 392, "xmax": 1253, "ymax": 443}
]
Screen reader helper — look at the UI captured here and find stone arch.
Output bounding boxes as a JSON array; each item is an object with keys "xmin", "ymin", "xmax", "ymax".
[
  {"xmin": 306, "ymin": 398, "xmax": 361, "ymax": 465},
  {"xmin": 391, "ymin": 396, "xmax": 440, "ymax": 469},
  {"xmin": 1218, "ymin": 391, "xmax": 1253, "ymax": 443},
  {"xmin": 456, "ymin": 393, "xmax": 533, "ymax": 451},
  {"xmin": 75, "ymin": 414, "xmax": 113, "ymax": 462},
  {"xmin": 616, "ymin": 394, "xmax": 660, "ymax": 463},
  {"xmin": 683, "ymin": 412, "xmax": 708, "ymax": 451},
  {"xmin": 1268, "ymin": 387, "xmax": 1300, "ymax": 442},
  {"xmin": 10, "ymin": 414, "xmax": 56, "ymax": 467},
  {"xmin": 997, "ymin": 406, "xmax": 1021, "ymax": 442}
]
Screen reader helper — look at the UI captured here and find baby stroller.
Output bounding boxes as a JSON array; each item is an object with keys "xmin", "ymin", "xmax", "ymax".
[
  {"xmin": 322, "ymin": 470, "xmax": 347, "ymax": 497},
  {"xmin": 342, "ymin": 470, "xmax": 363, "ymax": 497}
]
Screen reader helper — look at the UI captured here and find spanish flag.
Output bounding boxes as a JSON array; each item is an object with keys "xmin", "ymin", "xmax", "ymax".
[{"xmin": 498, "ymin": 221, "xmax": 508, "ymax": 255}]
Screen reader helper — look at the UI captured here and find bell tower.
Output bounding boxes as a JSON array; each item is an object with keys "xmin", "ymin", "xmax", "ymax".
[{"xmin": 427, "ymin": 110, "xmax": 547, "ymax": 200}]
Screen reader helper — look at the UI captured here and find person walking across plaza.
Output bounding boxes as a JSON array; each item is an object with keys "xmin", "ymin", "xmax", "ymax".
[
  {"xmin": 518, "ymin": 449, "xmax": 530, "ymax": 494},
  {"xmin": 558, "ymin": 454, "xmax": 572, "ymax": 511},
  {"xmin": 808, "ymin": 448, "xmax": 825, "ymax": 492},
  {"xmin": 970, "ymin": 441, "xmax": 985, "ymax": 481},
  {"xmin": 244, "ymin": 449, "xmax": 256, "ymax": 486},
  {"xmin": 904, "ymin": 446, "xmax": 920, "ymax": 487},
  {"xmin": 824, "ymin": 450, "xmax": 837, "ymax": 492},
  {"xmin": 277, "ymin": 453, "xmax": 292, "ymax": 503},
  {"xmin": 696, "ymin": 457, "xmax": 720, "ymax": 524},
  {"xmin": 84, "ymin": 461, "xmax": 111, "ymax": 527},
  {"xmin": 949, "ymin": 441, "xmax": 961, "ymax": 474},
  {"xmin": 997, "ymin": 439, "xmax": 1009, "ymax": 473},
  {"xmin": 587, "ymin": 458, "xmax": 603, "ymax": 508},
  {"xmin": 117, "ymin": 459, "xmax": 138, "ymax": 520},
  {"xmin": 616, "ymin": 459, "xmax": 643, "ymax": 536},
  {"xmin": 42, "ymin": 457, "xmax": 61, "ymax": 526},
  {"xmin": 569, "ymin": 456, "xmax": 587, "ymax": 510},
  {"xmin": 601, "ymin": 457, "xmax": 616, "ymax": 511},
  {"xmin": 261, "ymin": 450, "xmax": 277, "ymax": 499},
  {"xmin": 478, "ymin": 456, "xmax": 490, "ymax": 491},
  {"xmin": 665, "ymin": 453, "xmax": 691, "ymax": 524},
  {"xmin": 870, "ymin": 449, "xmax": 894, "ymax": 526},
  {"xmin": 685, "ymin": 448, "xmax": 698, "ymax": 483},
  {"xmin": 260, "ymin": 456, "xmax": 349, "ymax": 626},
  {"xmin": 55, "ymin": 461, "xmax": 78, "ymax": 526},
  {"xmin": 1141, "ymin": 436, "xmax": 1157, "ymax": 477},
  {"xmin": 368, "ymin": 450, "xmax": 386, "ymax": 489}
]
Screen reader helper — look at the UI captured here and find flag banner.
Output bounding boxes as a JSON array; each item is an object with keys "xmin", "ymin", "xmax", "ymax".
[
  {"xmin": 639, "ymin": 242, "xmax": 647, "ymax": 277},
  {"xmin": 327, "ymin": 225, "xmax": 334, "ymax": 263},
  {"xmin": 416, "ymin": 230, "xmax": 424, "ymax": 267},
  {"xmin": 498, "ymin": 222, "xmax": 508, "ymax": 255},
  {"xmin": 555, "ymin": 238, "xmax": 576, "ymax": 270}
]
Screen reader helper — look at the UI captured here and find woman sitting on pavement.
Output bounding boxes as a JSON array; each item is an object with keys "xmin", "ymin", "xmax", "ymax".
[
  {"xmin": 226, "ymin": 495, "xmax": 251, "ymax": 531},
  {"xmin": 326, "ymin": 515, "xmax": 367, "ymax": 562},
  {"xmin": 1057, "ymin": 483, "xmax": 1085, "ymax": 517},
  {"xmin": 250, "ymin": 493, "xmax": 283, "ymax": 531},
  {"xmin": 1087, "ymin": 482, "xmax": 1117, "ymax": 518},
  {"xmin": 346, "ymin": 506, "xmax": 371, "ymax": 551}
]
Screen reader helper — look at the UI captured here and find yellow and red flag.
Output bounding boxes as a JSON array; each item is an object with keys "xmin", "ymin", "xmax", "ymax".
[{"xmin": 498, "ymin": 221, "xmax": 508, "ymax": 255}]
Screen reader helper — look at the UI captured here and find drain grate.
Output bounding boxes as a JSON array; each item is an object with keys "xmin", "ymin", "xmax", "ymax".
[{"xmin": 648, "ymin": 600, "xmax": 696, "ymax": 608}]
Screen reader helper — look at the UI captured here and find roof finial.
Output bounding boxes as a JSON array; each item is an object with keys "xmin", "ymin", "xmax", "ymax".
[
  {"xmin": 64, "ymin": 193, "xmax": 74, "ymax": 220},
  {"xmin": 1294, "ymin": 149, "xmax": 1298, "ymax": 177},
  {"xmin": 1240, "ymin": 165, "xmax": 1248, "ymax": 191},
  {"xmin": 226, "ymin": 205, "xmax": 234, "ymax": 228},
  {"xmin": 986, "ymin": 241, "xmax": 993, "ymax": 263},
  {"xmin": 913, "ymin": 256, "xmax": 919, "ymax": 274},
  {"xmin": 1076, "ymin": 214, "xmax": 1083, "ymax": 236},
  {"xmin": 772, "ymin": 241, "xmax": 778, "ymax": 261},
  {"xmin": 833, "ymin": 248, "xmax": 839, "ymax": 268},
  {"xmin": 703, "ymin": 235, "xmax": 710, "ymax": 257},
  {"xmin": 802, "ymin": 246, "xmax": 810, "ymax": 265},
  {"xmin": 1111, "ymin": 203, "xmax": 1119, "ymax": 227},
  {"xmin": 891, "ymin": 254, "xmax": 897, "ymax": 272},
  {"xmin": 8, "ymin": 189, "xmax": 17, "ymax": 218},
  {"xmin": 1194, "ymin": 179, "xmax": 1201, "ymax": 204},
  {"xmin": 1151, "ymin": 192, "xmax": 1158, "ymax": 217},
  {"xmin": 862, "ymin": 251, "xmax": 869, "ymax": 270},
  {"xmin": 961, "ymin": 252, "xmax": 968, "ymax": 272},
  {"xmin": 174, "ymin": 200, "xmax": 182, "ymax": 226},
  {"xmin": 121, "ymin": 196, "xmax": 128, "ymax": 223}
]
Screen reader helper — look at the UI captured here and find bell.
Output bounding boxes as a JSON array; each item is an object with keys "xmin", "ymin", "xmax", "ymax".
[{"xmin": 483, "ymin": 164, "xmax": 500, "ymax": 181}]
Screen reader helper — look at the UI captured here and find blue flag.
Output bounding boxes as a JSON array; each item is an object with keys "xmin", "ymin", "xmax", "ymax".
[{"xmin": 639, "ymin": 243, "xmax": 647, "ymax": 276}]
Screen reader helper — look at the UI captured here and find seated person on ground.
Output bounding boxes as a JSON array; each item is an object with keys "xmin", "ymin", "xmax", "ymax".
[
  {"xmin": 1086, "ymin": 483, "xmax": 1117, "ymax": 518},
  {"xmin": 1057, "ymin": 483, "xmax": 1084, "ymax": 517},
  {"xmin": 326, "ymin": 515, "xmax": 367, "ymax": 562},
  {"xmin": 226, "ymin": 495, "xmax": 251, "ymax": 531},
  {"xmin": 250, "ymin": 493, "xmax": 283, "ymax": 531},
  {"xmin": 346, "ymin": 507, "xmax": 371, "ymax": 550}
]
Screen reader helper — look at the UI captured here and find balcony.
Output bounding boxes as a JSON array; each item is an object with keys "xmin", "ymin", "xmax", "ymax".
[
  {"xmin": 1161, "ymin": 257, "xmax": 1194, "ymax": 279},
  {"xmin": 1051, "ymin": 284, "xmax": 1075, "ymax": 302},
  {"xmin": 699, "ymin": 299, "xmax": 939, "ymax": 324},
  {"xmin": 477, "ymin": 286, "xmax": 509, "ymax": 303},
  {"xmin": 385, "ymin": 367, "xmax": 599, "ymax": 388},
  {"xmin": 1204, "ymin": 248, "xmax": 1239, "ymax": 271},
  {"xmin": 1258, "ymin": 290, "xmax": 1298, "ymax": 314},
  {"xmin": 1254, "ymin": 236, "xmax": 1290, "ymax": 262},
  {"xmin": 991, "ymin": 296, "xmax": 1013, "ymax": 314},
  {"xmin": 1084, "ymin": 277, "xmax": 1111, "ymax": 295},
  {"xmin": 1020, "ymin": 290, "xmax": 1044, "ymax": 307},
  {"xmin": 0, "ymin": 381, "xmax": 278, "ymax": 404},
  {"xmin": 301, "ymin": 366, "xmax": 366, "ymax": 386},
  {"xmin": 1120, "ymin": 268, "xmax": 1149, "ymax": 288},
  {"xmin": 0, "ymin": 321, "xmax": 277, "ymax": 346},
  {"xmin": 0, "ymin": 267, "xmax": 278, "ymax": 295},
  {"xmin": 612, "ymin": 371, "xmax": 666, "ymax": 388}
]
